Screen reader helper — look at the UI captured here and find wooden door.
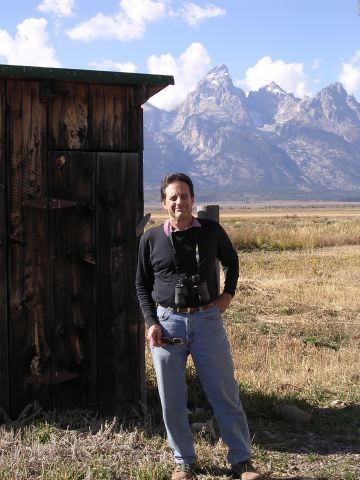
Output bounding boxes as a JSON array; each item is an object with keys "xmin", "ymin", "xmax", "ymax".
[
  {"xmin": 97, "ymin": 152, "xmax": 141, "ymax": 417},
  {"xmin": 47, "ymin": 151, "xmax": 142, "ymax": 415},
  {"xmin": 48, "ymin": 151, "xmax": 98, "ymax": 411}
]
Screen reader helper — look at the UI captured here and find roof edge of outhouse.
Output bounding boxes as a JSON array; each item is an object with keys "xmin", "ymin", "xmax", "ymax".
[{"xmin": 0, "ymin": 64, "xmax": 174, "ymax": 88}]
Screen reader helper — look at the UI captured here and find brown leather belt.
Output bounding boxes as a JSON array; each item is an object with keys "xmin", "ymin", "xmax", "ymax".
[{"xmin": 161, "ymin": 302, "xmax": 215, "ymax": 313}]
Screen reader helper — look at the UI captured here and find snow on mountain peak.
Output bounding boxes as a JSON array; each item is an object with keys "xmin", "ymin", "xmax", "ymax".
[
  {"xmin": 205, "ymin": 64, "xmax": 229, "ymax": 78},
  {"xmin": 264, "ymin": 82, "xmax": 287, "ymax": 95},
  {"xmin": 201, "ymin": 65, "xmax": 231, "ymax": 87},
  {"xmin": 143, "ymin": 65, "xmax": 360, "ymax": 200}
]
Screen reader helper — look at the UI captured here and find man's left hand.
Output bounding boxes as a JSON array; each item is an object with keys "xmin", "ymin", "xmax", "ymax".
[{"xmin": 214, "ymin": 292, "xmax": 233, "ymax": 312}]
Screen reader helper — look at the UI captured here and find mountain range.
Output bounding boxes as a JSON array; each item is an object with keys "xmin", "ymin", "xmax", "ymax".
[{"xmin": 143, "ymin": 65, "xmax": 360, "ymax": 202}]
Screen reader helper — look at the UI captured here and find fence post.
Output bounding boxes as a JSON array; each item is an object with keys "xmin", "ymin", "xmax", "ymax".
[{"xmin": 196, "ymin": 205, "xmax": 220, "ymax": 295}]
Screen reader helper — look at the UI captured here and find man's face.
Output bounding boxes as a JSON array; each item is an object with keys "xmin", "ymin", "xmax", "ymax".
[{"xmin": 163, "ymin": 181, "xmax": 194, "ymax": 225}]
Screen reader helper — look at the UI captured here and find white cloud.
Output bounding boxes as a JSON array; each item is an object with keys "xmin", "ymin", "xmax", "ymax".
[
  {"xmin": 67, "ymin": 0, "xmax": 166, "ymax": 41},
  {"xmin": 178, "ymin": 2, "xmax": 225, "ymax": 26},
  {"xmin": 68, "ymin": 1, "xmax": 225, "ymax": 41},
  {"xmin": 350, "ymin": 50, "xmax": 360, "ymax": 63},
  {"xmin": 147, "ymin": 42, "xmax": 211, "ymax": 110},
  {"xmin": 0, "ymin": 18, "xmax": 61, "ymax": 67},
  {"xmin": 38, "ymin": 0, "xmax": 75, "ymax": 17},
  {"xmin": 88, "ymin": 59, "xmax": 137, "ymax": 73},
  {"xmin": 339, "ymin": 50, "xmax": 360, "ymax": 95},
  {"xmin": 237, "ymin": 56, "xmax": 310, "ymax": 97},
  {"xmin": 311, "ymin": 59, "xmax": 323, "ymax": 70}
]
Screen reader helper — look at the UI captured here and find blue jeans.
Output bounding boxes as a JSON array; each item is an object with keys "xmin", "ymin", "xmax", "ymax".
[{"xmin": 151, "ymin": 304, "xmax": 251, "ymax": 465}]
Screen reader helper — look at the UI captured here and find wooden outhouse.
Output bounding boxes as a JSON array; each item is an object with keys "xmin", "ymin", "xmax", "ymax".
[{"xmin": 0, "ymin": 64, "xmax": 174, "ymax": 418}]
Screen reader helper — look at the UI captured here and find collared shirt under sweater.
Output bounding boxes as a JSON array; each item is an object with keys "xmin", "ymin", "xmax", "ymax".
[{"xmin": 135, "ymin": 217, "xmax": 239, "ymax": 327}]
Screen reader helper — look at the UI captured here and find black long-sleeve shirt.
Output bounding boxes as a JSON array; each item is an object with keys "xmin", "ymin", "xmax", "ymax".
[{"xmin": 136, "ymin": 218, "xmax": 239, "ymax": 327}]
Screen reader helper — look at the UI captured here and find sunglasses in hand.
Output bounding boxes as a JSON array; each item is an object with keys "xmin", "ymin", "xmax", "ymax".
[{"xmin": 161, "ymin": 336, "xmax": 184, "ymax": 345}]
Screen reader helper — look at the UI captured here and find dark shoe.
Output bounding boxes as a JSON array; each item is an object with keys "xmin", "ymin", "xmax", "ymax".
[
  {"xmin": 171, "ymin": 463, "xmax": 197, "ymax": 480},
  {"xmin": 231, "ymin": 460, "xmax": 261, "ymax": 480}
]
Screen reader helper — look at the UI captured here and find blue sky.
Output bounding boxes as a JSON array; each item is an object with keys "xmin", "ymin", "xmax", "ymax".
[{"xmin": 0, "ymin": 0, "xmax": 359, "ymax": 109}]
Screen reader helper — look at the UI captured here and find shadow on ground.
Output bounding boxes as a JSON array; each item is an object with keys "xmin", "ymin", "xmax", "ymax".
[
  {"xmin": 1, "ymin": 383, "xmax": 359, "ymax": 460},
  {"xmin": 0, "ymin": 369, "xmax": 359, "ymax": 463},
  {"xmin": 145, "ymin": 369, "xmax": 360, "ymax": 457},
  {"xmin": 244, "ymin": 393, "xmax": 360, "ymax": 456}
]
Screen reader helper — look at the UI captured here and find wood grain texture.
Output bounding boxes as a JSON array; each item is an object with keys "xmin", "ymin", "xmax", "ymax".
[
  {"xmin": 89, "ymin": 85, "xmax": 139, "ymax": 151},
  {"xmin": 3, "ymin": 75, "xmax": 145, "ymax": 417},
  {"xmin": 48, "ymin": 82, "xmax": 89, "ymax": 150},
  {"xmin": 0, "ymin": 79, "xmax": 9, "ymax": 414},
  {"xmin": 96, "ymin": 152, "xmax": 141, "ymax": 417},
  {"xmin": 48, "ymin": 151, "xmax": 97, "ymax": 411},
  {"xmin": 136, "ymin": 149, "xmax": 146, "ymax": 408},
  {"xmin": 6, "ymin": 80, "xmax": 50, "ymax": 417}
]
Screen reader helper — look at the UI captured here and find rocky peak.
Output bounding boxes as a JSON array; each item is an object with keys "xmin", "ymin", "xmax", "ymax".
[
  {"xmin": 315, "ymin": 82, "xmax": 352, "ymax": 117},
  {"xmin": 192, "ymin": 64, "xmax": 244, "ymax": 105},
  {"xmin": 288, "ymin": 83, "xmax": 360, "ymax": 141},
  {"xmin": 200, "ymin": 64, "xmax": 232, "ymax": 89},
  {"xmin": 143, "ymin": 65, "xmax": 360, "ymax": 200},
  {"xmin": 264, "ymin": 81, "xmax": 288, "ymax": 96},
  {"xmin": 247, "ymin": 82, "xmax": 294, "ymax": 127},
  {"xmin": 310, "ymin": 82, "xmax": 355, "ymax": 115},
  {"xmin": 172, "ymin": 64, "xmax": 252, "ymax": 130},
  {"xmin": 319, "ymin": 82, "xmax": 348, "ymax": 99}
]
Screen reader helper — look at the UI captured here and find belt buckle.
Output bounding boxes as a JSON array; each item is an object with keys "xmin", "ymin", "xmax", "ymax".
[{"xmin": 174, "ymin": 306, "xmax": 192, "ymax": 313}]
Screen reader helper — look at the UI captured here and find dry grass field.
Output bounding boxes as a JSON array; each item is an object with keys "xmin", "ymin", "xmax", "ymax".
[{"xmin": 0, "ymin": 204, "xmax": 359, "ymax": 479}]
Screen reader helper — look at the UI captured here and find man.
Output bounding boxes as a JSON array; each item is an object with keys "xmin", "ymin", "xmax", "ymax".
[{"xmin": 136, "ymin": 173, "xmax": 261, "ymax": 480}]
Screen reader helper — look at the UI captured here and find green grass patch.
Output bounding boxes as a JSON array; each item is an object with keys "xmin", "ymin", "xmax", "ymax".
[
  {"xmin": 25, "ymin": 422, "xmax": 58, "ymax": 444},
  {"xmin": 302, "ymin": 335, "xmax": 341, "ymax": 351}
]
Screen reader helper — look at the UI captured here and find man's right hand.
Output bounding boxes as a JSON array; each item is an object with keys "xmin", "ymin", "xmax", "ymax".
[{"xmin": 147, "ymin": 324, "xmax": 163, "ymax": 347}]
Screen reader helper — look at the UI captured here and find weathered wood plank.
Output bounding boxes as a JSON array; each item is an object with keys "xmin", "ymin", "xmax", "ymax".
[
  {"xmin": 136, "ymin": 148, "xmax": 146, "ymax": 408},
  {"xmin": 97, "ymin": 152, "xmax": 141, "ymax": 417},
  {"xmin": 0, "ymin": 79, "xmax": 9, "ymax": 415},
  {"xmin": 48, "ymin": 151, "xmax": 97, "ymax": 411},
  {"xmin": 48, "ymin": 82, "xmax": 89, "ymax": 150},
  {"xmin": 89, "ymin": 85, "xmax": 139, "ymax": 151},
  {"xmin": 6, "ymin": 80, "xmax": 50, "ymax": 417}
]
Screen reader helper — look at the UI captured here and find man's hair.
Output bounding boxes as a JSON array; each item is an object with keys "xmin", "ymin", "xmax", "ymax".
[{"xmin": 160, "ymin": 172, "xmax": 195, "ymax": 201}]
